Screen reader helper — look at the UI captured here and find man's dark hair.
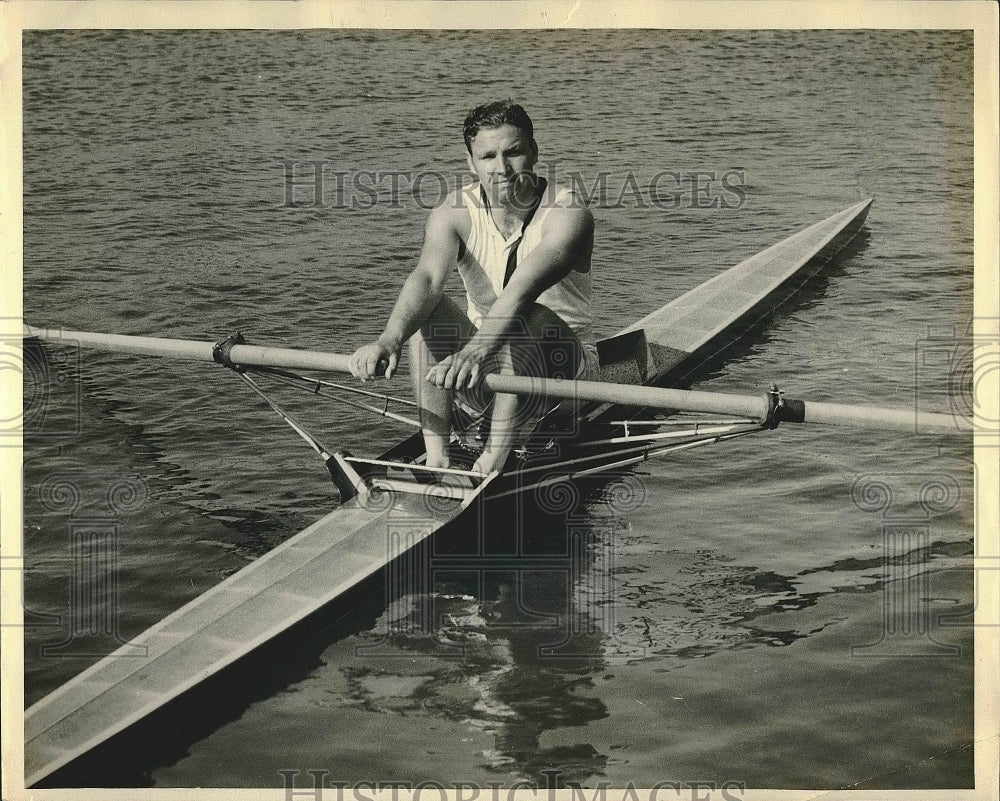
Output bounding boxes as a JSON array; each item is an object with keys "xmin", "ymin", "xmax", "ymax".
[{"xmin": 463, "ymin": 100, "xmax": 534, "ymax": 153}]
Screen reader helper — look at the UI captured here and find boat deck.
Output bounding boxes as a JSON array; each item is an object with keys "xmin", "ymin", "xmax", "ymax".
[{"xmin": 625, "ymin": 197, "xmax": 872, "ymax": 375}]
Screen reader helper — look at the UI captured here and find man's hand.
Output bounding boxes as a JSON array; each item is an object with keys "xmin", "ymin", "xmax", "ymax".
[
  {"xmin": 424, "ymin": 344, "xmax": 493, "ymax": 390},
  {"xmin": 350, "ymin": 335, "xmax": 401, "ymax": 381}
]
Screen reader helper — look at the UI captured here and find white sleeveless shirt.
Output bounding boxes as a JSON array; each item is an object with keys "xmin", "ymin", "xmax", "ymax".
[{"xmin": 456, "ymin": 182, "xmax": 592, "ymax": 342}]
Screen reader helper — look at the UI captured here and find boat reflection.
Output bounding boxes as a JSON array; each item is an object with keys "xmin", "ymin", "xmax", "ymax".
[{"xmin": 339, "ymin": 482, "xmax": 627, "ymax": 787}]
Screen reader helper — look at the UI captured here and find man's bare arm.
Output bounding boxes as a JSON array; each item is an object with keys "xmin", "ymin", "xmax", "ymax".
[{"xmin": 350, "ymin": 204, "xmax": 460, "ymax": 379}]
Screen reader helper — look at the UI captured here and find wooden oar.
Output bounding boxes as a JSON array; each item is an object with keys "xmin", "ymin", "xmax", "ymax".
[
  {"xmin": 484, "ymin": 374, "xmax": 970, "ymax": 434},
  {"xmin": 23, "ymin": 325, "xmax": 353, "ymax": 373},
  {"xmin": 23, "ymin": 326, "xmax": 972, "ymax": 434}
]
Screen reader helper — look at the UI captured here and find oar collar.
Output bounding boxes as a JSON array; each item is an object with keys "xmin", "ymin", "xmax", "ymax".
[{"xmin": 213, "ymin": 331, "xmax": 248, "ymax": 372}]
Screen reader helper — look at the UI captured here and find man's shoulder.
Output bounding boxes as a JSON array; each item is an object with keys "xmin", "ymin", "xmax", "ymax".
[
  {"xmin": 425, "ymin": 184, "xmax": 475, "ymax": 233},
  {"xmin": 541, "ymin": 185, "xmax": 594, "ymax": 229}
]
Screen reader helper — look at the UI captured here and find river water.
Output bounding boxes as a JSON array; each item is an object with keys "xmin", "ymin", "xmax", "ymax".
[{"xmin": 21, "ymin": 29, "xmax": 975, "ymax": 790}]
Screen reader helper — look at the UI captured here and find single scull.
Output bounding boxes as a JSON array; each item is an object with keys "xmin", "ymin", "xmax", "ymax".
[{"xmin": 20, "ymin": 196, "xmax": 969, "ymax": 786}]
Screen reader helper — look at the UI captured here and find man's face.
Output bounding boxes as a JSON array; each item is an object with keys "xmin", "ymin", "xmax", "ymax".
[{"xmin": 466, "ymin": 124, "xmax": 538, "ymax": 206}]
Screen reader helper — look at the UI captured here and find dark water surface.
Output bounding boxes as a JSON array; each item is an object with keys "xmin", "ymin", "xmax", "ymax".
[{"xmin": 21, "ymin": 30, "xmax": 974, "ymax": 789}]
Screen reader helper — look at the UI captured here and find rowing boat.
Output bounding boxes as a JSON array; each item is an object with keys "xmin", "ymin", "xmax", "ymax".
[{"xmin": 20, "ymin": 196, "xmax": 968, "ymax": 786}]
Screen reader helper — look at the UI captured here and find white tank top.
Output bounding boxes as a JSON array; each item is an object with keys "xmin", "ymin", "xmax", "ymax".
[{"xmin": 456, "ymin": 182, "xmax": 592, "ymax": 342}]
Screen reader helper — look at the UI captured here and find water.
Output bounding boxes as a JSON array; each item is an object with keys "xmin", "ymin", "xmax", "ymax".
[{"xmin": 20, "ymin": 29, "xmax": 974, "ymax": 789}]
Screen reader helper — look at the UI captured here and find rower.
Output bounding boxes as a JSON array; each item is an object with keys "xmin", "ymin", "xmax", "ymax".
[{"xmin": 349, "ymin": 100, "xmax": 598, "ymax": 475}]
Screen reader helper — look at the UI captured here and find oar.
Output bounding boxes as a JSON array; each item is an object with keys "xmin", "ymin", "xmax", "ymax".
[
  {"xmin": 23, "ymin": 326, "xmax": 972, "ymax": 434},
  {"xmin": 484, "ymin": 374, "xmax": 970, "ymax": 434},
  {"xmin": 23, "ymin": 325, "xmax": 353, "ymax": 373}
]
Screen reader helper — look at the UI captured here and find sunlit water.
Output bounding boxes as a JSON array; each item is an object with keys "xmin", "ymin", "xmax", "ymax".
[{"xmin": 21, "ymin": 29, "xmax": 974, "ymax": 789}]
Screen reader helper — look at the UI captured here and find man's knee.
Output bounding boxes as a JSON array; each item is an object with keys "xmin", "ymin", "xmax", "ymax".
[
  {"xmin": 517, "ymin": 303, "xmax": 570, "ymax": 339},
  {"xmin": 417, "ymin": 295, "xmax": 472, "ymax": 359},
  {"xmin": 509, "ymin": 303, "xmax": 581, "ymax": 380}
]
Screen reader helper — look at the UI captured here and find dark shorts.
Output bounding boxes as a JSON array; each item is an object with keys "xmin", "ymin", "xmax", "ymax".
[{"xmin": 452, "ymin": 340, "xmax": 599, "ymax": 451}]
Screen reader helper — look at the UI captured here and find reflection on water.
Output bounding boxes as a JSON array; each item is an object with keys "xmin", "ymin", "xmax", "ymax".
[
  {"xmin": 336, "ymin": 500, "xmax": 615, "ymax": 786},
  {"xmin": 292, "ymin": 462, "xmax": 972, "ymax": 788},
  {"xmin": 299, "ymin": 473, "xmax": 974, "ymax": 788}
]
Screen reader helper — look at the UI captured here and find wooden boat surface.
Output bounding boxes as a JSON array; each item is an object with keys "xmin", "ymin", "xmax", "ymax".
[{"xmin": 23, "ymin": 197, "xmax": 874, "ymax": 787}]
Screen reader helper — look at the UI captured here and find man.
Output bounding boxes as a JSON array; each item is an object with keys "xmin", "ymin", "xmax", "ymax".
[{"xmin": 349, "ymin": 101, "xmax": 594, "ymax": 476}]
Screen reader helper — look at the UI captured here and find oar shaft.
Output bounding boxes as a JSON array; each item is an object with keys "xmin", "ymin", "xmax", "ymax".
[
  {"xmin": 23, "ymin": 326, "xmax": 353, "ymax": 374},
  {"xmin": 484, "ymin": 373, "xmax": 971, "ymax": 434},
  {"xmin": 486, "ymin": 373, "xmax": 768, "ymax": 418},
  {"xmin": 794, "ymin": 400, "xmax": 963, "ymax": 433},
  {"xmin": 25, "ymin": 326, "xmax": 970, "ymax": 433}
]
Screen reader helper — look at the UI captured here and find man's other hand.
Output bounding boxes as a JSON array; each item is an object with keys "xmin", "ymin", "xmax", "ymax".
[{"xmin": 424, "ymin": 345, "xmax": 492, "ymax": 390}]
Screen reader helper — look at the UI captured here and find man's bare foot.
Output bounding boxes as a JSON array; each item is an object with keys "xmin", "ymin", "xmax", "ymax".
[
  {"xmin": 471, "ymin": 448, "xmax": 510, "ymax": 477},
  {"xmin": 423, "ymin": 435, "xmax": 451, "ymax": 470}
]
